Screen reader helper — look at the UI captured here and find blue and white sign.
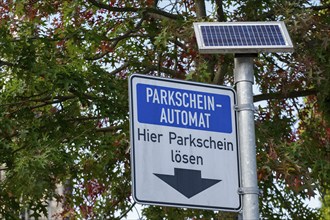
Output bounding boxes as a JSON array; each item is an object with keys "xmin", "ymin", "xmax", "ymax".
[{"xmin": 129, "ymin": 74, "xmax": 241, "ymax": 211}]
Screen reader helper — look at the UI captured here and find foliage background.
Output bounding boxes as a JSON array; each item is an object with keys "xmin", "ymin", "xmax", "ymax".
[{"xmin": 0, "ymin": 0, "xmax": 329, "ymax": 219}]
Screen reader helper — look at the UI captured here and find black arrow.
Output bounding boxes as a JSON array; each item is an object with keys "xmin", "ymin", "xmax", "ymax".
[{"xmin": 154, "ymin": 168, "xmax": 221, "ymax": 198}]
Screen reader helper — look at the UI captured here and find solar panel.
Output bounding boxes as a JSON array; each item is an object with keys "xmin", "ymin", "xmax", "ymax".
[{"xmin": 194, "ymin": 22, "xmax": 293, "ymax": 54}]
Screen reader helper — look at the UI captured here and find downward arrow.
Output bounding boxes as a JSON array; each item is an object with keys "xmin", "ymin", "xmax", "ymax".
[{"xmin": 154, "ymin": 168, "xmax": 221, "ymax": 198}]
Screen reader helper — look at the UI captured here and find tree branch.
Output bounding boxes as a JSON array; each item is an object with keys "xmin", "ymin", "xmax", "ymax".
[
  {"xmin": 307, "ymin": 4, "xmax": 330, "ymax": 11},
  {"xmin": 261, "ymin": 54, "xmax": 287, "ymax": 71},
  {"xmin": 195, "ymin": 0, "xmax": 206, "ymax": 18},
  {"xmin": 215, "ymin": 0, "xmax": 226, "ymax": 22},
  {"xmin": 139, "ymin": 65, "xmax": 179, "ymax": 76},
  {"xmin": 28, "ymin": 97, "xmax": 74, "ymax": 110},
  {"xmin": 254, "ymin": 88, "xmax": 318, "ymax": 103},
  {"xmin": 213, "ymin": 55, "xmax": 229, "ymax": 85},
  {"xmin": 86, "ymin": 18, "xmax": 145, "ymax": 61},
  {"xmin": 65, "ymin": 116, "xmax": 100, "ymax": 122},
  {"xmin": 0, "ymin": 60, "xmax": 14, "ymax": 67},
  {"xmin": 87, "ymin": 0, "xmax": 182, "ymax": 20},
  {"xmin": 118, "ymin": 202, "xmax": 136, "ymax": 220},
  {"xmin": 175, "ymin": 40, "xmax": 187, "ymax": 51},
  {"xmin": 109, "ymin": 62, "xmax": 130, "ymax": 75},
  {"xmin": 96, "ymin": 125, "xmax": 122, "ymax": 133},
  {"xmin": 272, "ymin": 182, "xmax": 294, "ymax": 214},
  {"xmin": 87, "ymin": 0, "xmax": 138, "ymax": 12},
  {"xmin": 31, "ymin": 95, "xmax": 76, "ymax": 103},
  {"xmin": 1, "ymin": 95, "xmax": 76, "ymax": 107}
]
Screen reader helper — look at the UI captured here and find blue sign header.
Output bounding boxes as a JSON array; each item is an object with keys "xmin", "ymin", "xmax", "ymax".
[{"xmin": 136, "ymin": 83, "xmax": 232, "ymax": 133}]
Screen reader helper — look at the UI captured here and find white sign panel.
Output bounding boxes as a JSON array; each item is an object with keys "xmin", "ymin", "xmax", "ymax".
[{"xmin": 129, "ymin": 74, "xmax": 241, "ymax": 211}]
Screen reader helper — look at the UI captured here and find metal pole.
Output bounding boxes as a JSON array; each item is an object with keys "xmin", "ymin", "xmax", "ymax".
[{"xmin": 234, "ymin": 55, "xmax": 259, "ymax": 219}]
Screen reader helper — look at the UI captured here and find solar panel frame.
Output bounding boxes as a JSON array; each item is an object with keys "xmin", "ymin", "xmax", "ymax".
[{"xmin": 194, "ymin": 21, "xmax": 294, "ymax": 54}]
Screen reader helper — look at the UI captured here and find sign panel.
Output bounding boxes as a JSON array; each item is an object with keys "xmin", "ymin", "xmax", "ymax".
[{"xmin": 129, "ymin": 74, "xmax": 241, "ymax": 211}]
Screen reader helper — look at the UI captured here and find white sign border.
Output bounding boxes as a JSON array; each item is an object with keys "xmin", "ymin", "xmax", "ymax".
[{"xmin": 129, "ymin": 74, "xmax": 242, "ymax": 211}]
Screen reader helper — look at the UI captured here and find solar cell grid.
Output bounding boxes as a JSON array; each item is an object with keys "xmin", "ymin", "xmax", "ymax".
[
  {"xmin": 200, "ymin": 25, "xmax": 286, "ymax": 47},
  {"xmin": 194, "ymin": 21, "xmax": 293, "ymax": 53}
]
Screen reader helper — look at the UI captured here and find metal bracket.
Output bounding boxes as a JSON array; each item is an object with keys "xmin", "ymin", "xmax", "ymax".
[
  {"xmin": 238, "ymin": 187, "xmax": 262, "ymax": 196},
  {"xmin": 235, "ymin": 104, "xmax": 257, "ymax": 112},
  {"xmin": 234, "ymin": 79, "xmax": 254, "ymax": 85}
]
